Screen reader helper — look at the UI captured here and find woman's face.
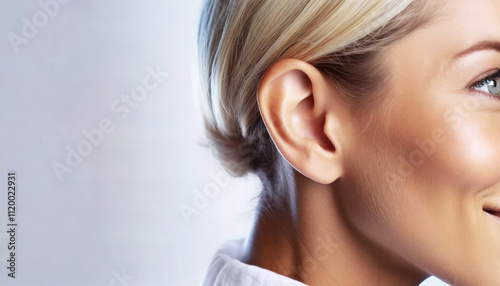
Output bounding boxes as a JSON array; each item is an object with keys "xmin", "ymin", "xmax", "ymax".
[{"xmin": 339, "ymin": 0, "xmax": 500, "ymax": 284}]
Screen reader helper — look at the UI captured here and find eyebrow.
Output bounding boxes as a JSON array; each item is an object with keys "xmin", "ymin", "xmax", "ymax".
[{"xmin": 453, "ymin": 40, "xmax": 500, "ymax": 59}]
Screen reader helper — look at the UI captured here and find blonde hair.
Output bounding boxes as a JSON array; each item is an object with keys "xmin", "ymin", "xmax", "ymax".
[{"xmin": 198, "ymin": 0, "xmax": 434, "ymax": 210}]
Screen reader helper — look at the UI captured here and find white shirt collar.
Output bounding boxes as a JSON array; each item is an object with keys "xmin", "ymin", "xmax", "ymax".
[{"xmin": 202, "ymin": 239, "xmax": 308, "ymax": 286}]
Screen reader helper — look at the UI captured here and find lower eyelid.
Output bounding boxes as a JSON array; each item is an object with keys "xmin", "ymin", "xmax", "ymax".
[{"xmin": 470, "ymin": 89, "xmax": 500, "ymax": 102}]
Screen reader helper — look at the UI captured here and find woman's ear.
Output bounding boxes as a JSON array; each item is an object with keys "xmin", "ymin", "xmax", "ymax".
[{"xmin": 257, "ymin": 59, "xmax": 352, "ymax": 184}]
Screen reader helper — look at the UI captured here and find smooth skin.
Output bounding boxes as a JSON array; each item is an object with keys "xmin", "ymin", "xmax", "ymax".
[{"xmin": 244, "ymin": 0, "xmax": 500, "ymax": 285}]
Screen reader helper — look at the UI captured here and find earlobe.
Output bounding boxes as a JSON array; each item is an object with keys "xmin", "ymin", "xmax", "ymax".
[{"xmin": 257, "ymin": 59, "xmax": 348, "ymax": 184}]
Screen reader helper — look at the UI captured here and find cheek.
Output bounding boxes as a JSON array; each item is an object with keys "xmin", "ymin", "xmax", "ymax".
[
  {"xmin": 400, "ymin": 109, "xmax": 500, "ymax": 193},
  {"xmin": 437, "ymin": 118, "xmax": 500, "ymax": 189},
  {"xmin": 376, "ymin": 88, "xmax": 500, "ymax": 193},
  {"xmin": 339, "ymin": 99, "xmax": 500, "ymax": 276}
]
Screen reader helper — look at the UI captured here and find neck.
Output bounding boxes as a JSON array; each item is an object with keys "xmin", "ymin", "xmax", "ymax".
[{"xmin": 242, "ymin": 171, "xmax": 430, "ymax": 285}]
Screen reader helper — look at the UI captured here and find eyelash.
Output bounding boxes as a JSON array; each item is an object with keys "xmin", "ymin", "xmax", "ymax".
[{"xmin": 470, "ymin": 70, "xmax": 500, "ymax": 99}]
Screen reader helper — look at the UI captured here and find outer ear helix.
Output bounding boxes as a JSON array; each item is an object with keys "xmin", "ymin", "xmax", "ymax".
[{"xmin": 256, "ymin": 59, "xmax": 345, "ymax": 185}]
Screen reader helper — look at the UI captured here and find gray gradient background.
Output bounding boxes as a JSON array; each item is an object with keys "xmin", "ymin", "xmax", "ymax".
[{"xmin": 0, "ymin": 1, "xmax": 448, "ymax": 285}]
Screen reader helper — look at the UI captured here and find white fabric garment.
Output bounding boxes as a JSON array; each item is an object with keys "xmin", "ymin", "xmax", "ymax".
[{"xmin": 201, "ymin": 239, "xmax": 308, "ymax": 286}]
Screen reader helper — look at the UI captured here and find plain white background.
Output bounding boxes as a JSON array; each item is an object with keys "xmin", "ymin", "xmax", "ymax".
[{"xmin": 0, "ymin": 1, "xmax": 449, "ymax": 285}]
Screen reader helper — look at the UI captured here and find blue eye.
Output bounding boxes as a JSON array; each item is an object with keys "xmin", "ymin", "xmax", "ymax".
[{"xmin": 472, "ymin": 71, "xmax": 500, "ymax": 96}]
